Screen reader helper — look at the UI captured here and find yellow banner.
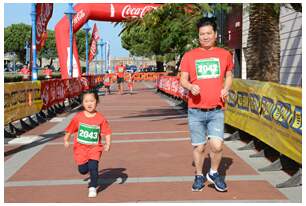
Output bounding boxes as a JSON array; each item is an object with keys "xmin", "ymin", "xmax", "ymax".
[
  {"xmin": 225, "ymin": 79, "xmax": 302, "ymax": 164},
  {"xmin": 4, "ymin": 81, "xmax": 43, "ymax": 125}
]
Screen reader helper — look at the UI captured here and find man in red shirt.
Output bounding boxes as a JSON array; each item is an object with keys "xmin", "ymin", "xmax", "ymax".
[
  {"xmin": 115, "ymin": 62, "xmax": 126, "ymax": 95},
  {"xmin": 42, "ymin": 66, "xmax": 53, "ymax": 79},
  {"xmin": 180, "ymin": 17, "xmax": 233, "ymax": 192},
  {"xmin": 19, "ymin": 65, "xmax": 31, "ymax": 81}
]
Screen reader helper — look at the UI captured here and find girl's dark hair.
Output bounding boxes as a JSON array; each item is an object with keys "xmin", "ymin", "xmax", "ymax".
[
  {"xmin": 80, "ymin": 90, "xmax": 99, "ymax": 103},
  {"xmin": 196, "ymin": 17, "xmax": 217, "ymax": 32}
]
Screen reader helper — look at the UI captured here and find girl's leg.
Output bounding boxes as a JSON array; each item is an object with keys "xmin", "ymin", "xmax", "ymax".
[
  {"xmin": 78, "ymin": 162, "xmax": 89, "ymax": 175},
  {"xmin": 88, "ymin": 159, "xmax": 99, "ymax": 188}
]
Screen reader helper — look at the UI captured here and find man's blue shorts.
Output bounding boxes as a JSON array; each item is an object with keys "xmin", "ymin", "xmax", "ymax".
[{"xmin": 188, "ymin": 107, "xmax": 224, "ymax": 146}]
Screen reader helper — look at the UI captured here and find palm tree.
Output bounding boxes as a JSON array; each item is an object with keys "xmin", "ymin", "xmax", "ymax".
[
  {"xmin": 245, "ymin": 4, "xmax": 280, "ymax": 82},
  {"xmin": 245, "ymin": 3, "xmax": 301, "ymax": 82}
]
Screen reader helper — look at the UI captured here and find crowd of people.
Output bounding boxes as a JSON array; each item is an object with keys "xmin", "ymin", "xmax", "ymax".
[{"xmin": 99, "ymin": 62, "xmax": 135, "ymax": 95}]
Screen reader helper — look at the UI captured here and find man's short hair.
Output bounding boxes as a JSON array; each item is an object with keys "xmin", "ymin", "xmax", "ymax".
[{"xmin": 196, "ymin": 17, "xmax": 217, "ymax": 32}]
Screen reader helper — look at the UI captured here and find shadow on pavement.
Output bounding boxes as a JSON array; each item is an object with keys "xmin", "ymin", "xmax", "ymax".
[
  {"xmin": 122, "ymin": 109, "xmax": 185, "ymax": 119},
  {"xmin": 4, "ymin": 131, "xmax": 65, "ymax": 157},
  {"xmin": 96, "ymin": 168, "xmax": 128, "ymax": 193}
]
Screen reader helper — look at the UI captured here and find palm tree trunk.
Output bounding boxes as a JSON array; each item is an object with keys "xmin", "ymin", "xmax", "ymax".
[{"xmin": 245, "ymin": 4, "xmax": 280, "ymax": 82}]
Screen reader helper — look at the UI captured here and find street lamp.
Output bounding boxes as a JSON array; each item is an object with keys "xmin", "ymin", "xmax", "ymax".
[
  {"xmin": 97, "ymin": 39, "xmax": 104, "ymax": 74},
  {"xmin": 83, "ymin": 22, "xmax": 91, "ymax": 76},
  {"xmin": 64, "ymin": 3, "xmax": 76, "ymax": 78},
  {"xmin": 31, "ymin": 3, "xmax": 38, "ymax": 80},
  {"xmin": 25, "ymin": 41, "xmax": 30, "ymax": 65},
  {"xmin": 105, "ymin": 41, "xmax": 110, "ymax": 73}
]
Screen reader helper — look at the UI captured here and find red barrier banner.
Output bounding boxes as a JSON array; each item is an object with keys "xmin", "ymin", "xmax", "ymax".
[
  {"xmin": 70, "ymin": 78, "xmax": 83, "ymax": 97},
  {"xmin": 170, "ymin": 77, "xmax": 179, "ymax": 97},
  {"xmin": 55, "ymin": 80, "xmax": 66, "ymax": 103},
  {"xmin": 41, "ymin": 80, "xmax": 55, "ymax": 108},
  {"xmin": 156, "ymin": 75, "xmax": 188, "ymax": 102}
]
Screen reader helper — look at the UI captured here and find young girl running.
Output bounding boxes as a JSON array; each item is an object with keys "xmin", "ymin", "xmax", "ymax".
[{"xmin": 64, "ymin": 90, "xmax": 112, "ymax": 198}]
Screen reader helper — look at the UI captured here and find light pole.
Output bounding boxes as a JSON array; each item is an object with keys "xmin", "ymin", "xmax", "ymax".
[
  {"xmin": 25, "ymin": 41, "xmax": 30, "ymax": 65},
  {"xmin": 97, "ymin": 39, "xmax": 104, "ymax": 74},
  {"xmin": 64, "ymin": 3, "xmax": 76, "ymax": 78},
  {"xmin": 94, "ymin": 55, "xmax": 98, "ymax": 75},
  {"xmin": 83, "ymin": 22, "xmax": 91, "ymax": 76},
  {"xmin": 31, "ymin": 3, "xmax": 38, "ymax": 80},
  {"xmin": 106, "ymin": 41, "xmax": 110, "ymax": 73}
]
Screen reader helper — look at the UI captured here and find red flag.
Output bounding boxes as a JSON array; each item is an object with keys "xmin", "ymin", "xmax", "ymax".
[
  {"xmin": 88, "ymin": 23, "xmax": 100, "ymax": 63},
  {"xmin": 36, "ymin": 3, "xmax": 53, "ymax": 52}
]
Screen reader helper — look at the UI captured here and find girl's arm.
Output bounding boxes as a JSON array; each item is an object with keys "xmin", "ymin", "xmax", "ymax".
[
  {"xmin": 64, "ymin": 132, "xmax": 71, "ymax": 148},
  {"xmin": 104, "ymin": 134, "xmax": 111, "ymax": 152}
]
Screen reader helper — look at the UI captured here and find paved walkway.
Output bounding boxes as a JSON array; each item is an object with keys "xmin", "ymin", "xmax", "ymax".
[{"xmin": 4, "ymin": 82, "xmax": 301, "ymax": 203}]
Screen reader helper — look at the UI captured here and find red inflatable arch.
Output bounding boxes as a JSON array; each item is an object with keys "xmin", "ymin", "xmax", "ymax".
[{"xmin": 55, "ymin": 3, "xmax": 161, "ymax": 79}]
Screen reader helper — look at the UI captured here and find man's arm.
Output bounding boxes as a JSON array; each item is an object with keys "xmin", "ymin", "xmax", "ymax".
[
  {"xmin": 220, "ymin": 71, "xmax": 233, "ymax": 102},
  {"xmin": 180, "ymin": 72, "xmax": 200, "ymax": 96}
]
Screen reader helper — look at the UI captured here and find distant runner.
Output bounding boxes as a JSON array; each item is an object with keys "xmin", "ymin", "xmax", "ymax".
[{"xmin": 115, "ymin": 62, "xmax": 126, "ymax": 95}]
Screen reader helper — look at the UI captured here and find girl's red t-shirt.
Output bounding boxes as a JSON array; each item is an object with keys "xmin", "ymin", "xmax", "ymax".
[{"xmin": 65, "ymin": 111, "xmax": 112, "ymax": 165}]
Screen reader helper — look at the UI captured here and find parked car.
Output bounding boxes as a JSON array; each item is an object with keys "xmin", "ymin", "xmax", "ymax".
[
  {"xmin": 143, "ymin": 65, "xmax": 157, "ymax": 72},
  {"xmin": 126, "ymin": 65, "xmax": 138, "ymax": 73}
]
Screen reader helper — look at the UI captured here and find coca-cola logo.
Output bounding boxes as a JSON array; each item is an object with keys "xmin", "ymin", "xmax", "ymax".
[
  {"xmin": 121, "ymin": 5, "xmax": 157, "ymax": 18},
  {"xmin": 73, "ymin": 9, "xmax": 86, "ymax": 27}
]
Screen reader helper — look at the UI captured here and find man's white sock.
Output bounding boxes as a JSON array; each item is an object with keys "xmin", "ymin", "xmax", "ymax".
[{"xmin": 209, "ymin": 168, "xmax": 217, "ymax": 176}]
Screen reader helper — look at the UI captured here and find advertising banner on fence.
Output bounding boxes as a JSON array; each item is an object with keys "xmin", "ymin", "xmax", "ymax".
[
  {"xmin": 41, "ymin": 79, "xmax": 67, "ymax": 109},
  {"xmin": 4, "ymin": 81, "xmax": 43, "ymax": 125},
  {"xmin": 225, "ymin": 79, "xmax": 302, "ymax": 164}
]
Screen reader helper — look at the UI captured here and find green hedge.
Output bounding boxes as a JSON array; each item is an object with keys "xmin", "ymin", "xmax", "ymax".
[{"xmin": 4, "ymin": 72, "xmax": 62, "ymax": 82}]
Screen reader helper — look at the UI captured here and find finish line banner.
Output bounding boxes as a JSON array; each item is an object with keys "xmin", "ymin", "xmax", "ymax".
[
  {"xmin": 225, "ymin": 79, "xmax": 302, "ymax": 164},
  {"xmin": 4, "ymin": 81, "xmax": 43, "ymax": 125}
]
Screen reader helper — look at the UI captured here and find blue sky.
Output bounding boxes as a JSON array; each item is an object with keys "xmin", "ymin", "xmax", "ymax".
[{"xmin": 4, "ymin": 3, "xmax": 130, "ymax": 57}]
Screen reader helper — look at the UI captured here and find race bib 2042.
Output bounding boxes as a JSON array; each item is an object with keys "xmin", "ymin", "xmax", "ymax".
[
  {"xmin": 195, "ymin": 58, "xmax": 221, "ymax": 79},
  {"xmin": 77, "ymin": 123, "xmax": 100, "ymax": 144}
]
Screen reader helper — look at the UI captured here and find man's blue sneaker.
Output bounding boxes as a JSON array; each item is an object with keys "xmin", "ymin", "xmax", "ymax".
[
  {"xmin": 192, "ymin": 175, "xmax": 205, "ymax": 192},
  {"xmin": 206, "ymin": 172, "xmax": 228, "ymax": 192}
]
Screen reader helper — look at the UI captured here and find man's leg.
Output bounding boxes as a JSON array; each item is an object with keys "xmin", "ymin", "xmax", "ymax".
[
  {"xmin": 206, "ymin": 110, "xmax": 227, "ymax": 192},
  {"xmin": 193, "ymin": 144, "xmax": 206, "ymax": 175},
  {"xmin": 120, "ymin": 82, "xmax": 123, "ymax": 94},
  {"xmin": 209, "ymin": 138, "xmax": 223, "ymax": 171},
  {"xmin": 188, "ymin": 108, "xmax": 207, "ymax": 191}
]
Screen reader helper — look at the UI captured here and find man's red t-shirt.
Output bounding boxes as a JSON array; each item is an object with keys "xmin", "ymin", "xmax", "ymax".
[
  {"xmin": 65, "ymin": 111, "xmax": 112, "ymax": 165},
  {"xmin": 115, "ymin": 65, "xmax": 126, "ymax": 78},
  {"xmin": 180, "ymin": 47, "xmax": 233, "ymax": 109}
]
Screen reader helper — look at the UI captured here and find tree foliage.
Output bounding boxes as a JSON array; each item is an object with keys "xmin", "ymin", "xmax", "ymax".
[
  {"xmin": 75, "ymin": 30, "xmax": 90, "ymax": 62},
  {"xmin": 39, "ymin": 29, "xmax": 57, "ymax": 66},
  {"xmin": 4, "ymin": 23, "xmax": 89, "ymax": 66},
  {"xmin": 119, "ymin": 3, "xmax": 231, "ymax": 70},
  {"xmin": 4, "ymin": 23, "xmax": 31, "ymax": 63}
]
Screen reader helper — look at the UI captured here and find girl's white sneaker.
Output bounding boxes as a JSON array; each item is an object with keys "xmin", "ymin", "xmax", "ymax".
[{"xmin": 88, "ymin": 187, "xmax": 97, "ymax": 198}]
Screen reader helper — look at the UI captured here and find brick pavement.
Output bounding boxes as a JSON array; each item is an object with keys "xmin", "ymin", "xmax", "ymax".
[{"xmin": 4, "ymin": 81, "xmax": 300, "ymax": 203}]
